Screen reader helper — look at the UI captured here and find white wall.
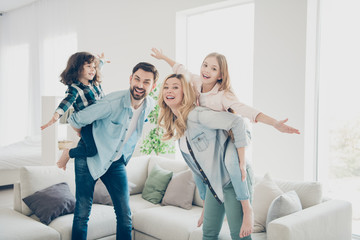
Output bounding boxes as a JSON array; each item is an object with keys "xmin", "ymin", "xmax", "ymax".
[{"xmin": 68, "ymin": 0, "xmax": 227, "ymax": 93}]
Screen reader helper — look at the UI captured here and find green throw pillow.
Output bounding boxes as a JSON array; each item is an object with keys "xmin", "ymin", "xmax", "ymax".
[{"xmin": 142, "ymin": 164, "xmax": 173, "ymax": 204}]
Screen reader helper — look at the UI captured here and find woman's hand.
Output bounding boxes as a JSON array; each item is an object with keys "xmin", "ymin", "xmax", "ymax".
[
  {"xmin": 41, "ymin": 112, "xmax": 60, "ymax": 130},
  {"xmin": 197, "ymin": 204, "xmax": 205, "ymax": 227}
]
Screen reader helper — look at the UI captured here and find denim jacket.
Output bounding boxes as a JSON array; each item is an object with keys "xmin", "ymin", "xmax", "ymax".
[
  {"xmin": 68, "ymin": 90, "xmax": 155, "ymax": 179},
  {"xmin": 180, "ymin": 106, "xmax": 250, "ymax": 202}
]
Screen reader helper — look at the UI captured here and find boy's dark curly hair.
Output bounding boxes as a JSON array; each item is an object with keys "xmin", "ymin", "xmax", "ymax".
[{"xmin": 60, "ymin": 52, "xmax": 102, "ymax": 86}]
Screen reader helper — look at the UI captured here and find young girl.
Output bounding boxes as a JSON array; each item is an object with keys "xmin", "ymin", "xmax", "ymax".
[
  {"xmin": 151, "ymin": 48, "xmax": 300, "ymax": 237},
  {"xmin": 159, "ymin": 74, "xmax": 252, "ymax": 239},
  {"xmin": 41, "ymin": 52, "xmax": 109, "ymax": 170}
]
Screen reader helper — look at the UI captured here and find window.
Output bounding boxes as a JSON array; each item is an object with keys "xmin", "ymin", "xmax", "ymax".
[
  {"xmin": 176, "ymin": 1, "xmax": 254, "ymax": 159},
  {"xmin": 0, "ymin": 44, "xmax": 30, "ymax": 146},
  {"xmin": 41, "ymin": 33, "xmax": 78, "ymax": 97},
  {"xmin": 317, "ymin": 0, "xmax": 360, "ymax": 236}
]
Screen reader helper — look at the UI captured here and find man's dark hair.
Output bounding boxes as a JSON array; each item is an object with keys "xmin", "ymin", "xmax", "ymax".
[{"xmin": 132, "ymin": 62, "xmax": 159, "ymax": 83}]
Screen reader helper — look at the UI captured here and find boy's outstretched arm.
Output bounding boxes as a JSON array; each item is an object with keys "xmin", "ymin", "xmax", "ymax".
[
  {"xmin": 41, "ymin": 112, "xmax": 60, "ymax": 130},
  {"xmin": 97, "ymin": 52, "xmax": 111, "ymax": 64}
]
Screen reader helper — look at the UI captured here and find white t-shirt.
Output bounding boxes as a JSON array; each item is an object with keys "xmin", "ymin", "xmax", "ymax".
[{"xmin": 113, "ymin": 104, "xmax": 144, "ymax": 161}]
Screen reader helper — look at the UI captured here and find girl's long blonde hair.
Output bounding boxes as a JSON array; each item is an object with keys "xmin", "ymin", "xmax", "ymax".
[
  {"xmin": 158, "ymin": 74, "xmax": 197, "ymax": 140},
  {"xmin": 204, "ymin": 52, "xmax": 232, "ymax": 92}
]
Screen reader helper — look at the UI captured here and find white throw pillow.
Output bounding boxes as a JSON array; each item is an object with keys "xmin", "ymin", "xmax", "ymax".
[
  {"xmin": 265, "ymin": 190, "xmax": 302, "ymax": 228},
  {"xmin": 252, "ymin": 173, "xmax": 283, "ymax": 233}
]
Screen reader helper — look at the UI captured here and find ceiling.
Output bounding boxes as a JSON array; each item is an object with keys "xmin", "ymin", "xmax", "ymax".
[{"xmin": 0, "ymin": 0, "xmax": 39, "ymax": 13}]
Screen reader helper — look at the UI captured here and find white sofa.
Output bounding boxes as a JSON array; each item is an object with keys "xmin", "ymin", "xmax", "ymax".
[{"xmin": 0, "ymin": 155, "xmax": 352, "ymax": 240}]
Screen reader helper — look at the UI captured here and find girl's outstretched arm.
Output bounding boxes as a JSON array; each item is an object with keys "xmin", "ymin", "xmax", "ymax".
[
  {"xmin": 255, "ymin": 113, "xmax": 300, "ymax": 134},
  {"xmin": 151, "ymin": 48, "xmax": 176, "ymax": 67}
]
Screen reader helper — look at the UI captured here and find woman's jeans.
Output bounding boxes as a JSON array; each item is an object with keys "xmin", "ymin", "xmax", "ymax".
[
  {"xmin": 202, "ymin": 182, "xmax": 253, "ymax": 240},
  {"xmin": 71, "ymin": 154, "xmax": 131, "ymax": 240}
]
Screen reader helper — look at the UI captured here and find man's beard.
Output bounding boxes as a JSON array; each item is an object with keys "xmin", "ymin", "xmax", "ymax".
[{"xmin": 130, "ymin": 86, "xmax": 146, "ymax": 100}]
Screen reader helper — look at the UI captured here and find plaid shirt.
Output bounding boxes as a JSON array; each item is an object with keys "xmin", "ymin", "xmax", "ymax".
[{"xmin": 55, "ymin": 81, "xmax": 105, "ymax": 116}]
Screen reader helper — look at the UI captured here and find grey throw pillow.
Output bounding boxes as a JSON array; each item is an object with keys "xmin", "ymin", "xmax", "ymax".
[
  {"xmin": 266, "ymin": 190, "xmax": 302, "ymax": 228},
  {"xmin": 93, "ymin": 179, "xmax": 136, "ymax": 205},
  {"xmin": 22, "ymin": 182, "xmax": 75, "ymax": 225},
  {"xmin": 161, "ymin": 169, "xmax": 196, "ymax": 210}
]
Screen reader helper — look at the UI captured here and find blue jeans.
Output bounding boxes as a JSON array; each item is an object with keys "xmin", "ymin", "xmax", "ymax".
[
  {"xmin": 69, "ymin": 124, "xmax": 97, "ymax": 158},
  {"xmin": 72, "ymin": 154, "xmax": 131, "ymax": 240}
]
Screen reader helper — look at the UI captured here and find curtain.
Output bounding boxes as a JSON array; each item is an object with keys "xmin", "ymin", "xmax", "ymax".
[{"xmin": 0, "ymin": 0, "xmax": 77, "ymax": 146}]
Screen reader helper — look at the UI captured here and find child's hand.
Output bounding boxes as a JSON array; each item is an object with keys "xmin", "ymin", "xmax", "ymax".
[
  {"xmin": 274, "ymin": 118, "xmax": 300, "ymax": 134},
  {"xmin": 240, "ymin": 165, "xmax": 247, "ymax": 182},
  {"xmin": 41, "ymin": 112, "xmax": 60, "ymax": 130},
  {"xmin": 97, "ymin": 52, "xmax": 111, "ymax": 64},
  {"xmin": 151, "ymin": 48, "xmax": 165, "ymax": 60},
  {"xmin": 71, "ymin": 126, "xmax": 81, "ymax": 137}
]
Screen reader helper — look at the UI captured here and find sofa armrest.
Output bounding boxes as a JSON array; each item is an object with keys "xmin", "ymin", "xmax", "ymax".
[
  {"xmin": 267, "ymin": 199, "xmax": 352, "ymax": 240},
  {"xmin": 13, "ymin": 182, "xmax": 22, "ymax": 213}
]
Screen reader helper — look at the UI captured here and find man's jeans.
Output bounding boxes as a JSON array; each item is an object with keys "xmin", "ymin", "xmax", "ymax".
[{"xmin": 72, "ymin": 153, "xmax": 131, "ymax": 240}]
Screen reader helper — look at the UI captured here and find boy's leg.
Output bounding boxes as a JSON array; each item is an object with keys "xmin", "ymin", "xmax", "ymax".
[
  {"xmin": 223, "ymin": 183, "xmax": 252, "ymax": 240},
  {"xmin": 202, "ymin": 187, "xmax": 225, "ymax": 240},
  {"xmin": 100, "ymin": 157, "xmax": 132, "ymax": 240},
  {"xmin": 80, "ymin": 123, "xmax": 97, "ymax": 157},
  {"xmin": 69, "ymin": 124, "xmax": 97, "ymax": 159},
  {"xmin": 72, "ymin": 154, "xmax": 96, "ymax": 240}
]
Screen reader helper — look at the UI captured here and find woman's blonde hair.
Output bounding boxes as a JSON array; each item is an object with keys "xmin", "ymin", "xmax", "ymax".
[
  {"xmin": 158, "ymin": 74, "xmax": 197, "ymax": 140},
  {"xmin": 204, "ymin": 52, "xmax": 232, "ymax": 92}
]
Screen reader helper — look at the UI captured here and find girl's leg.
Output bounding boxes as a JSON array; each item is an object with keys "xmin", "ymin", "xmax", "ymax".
[
  {"xmin": 223, "ymin": 183, "xmax": 252, "ymax": 240},
  {"xmin": 202, "ymin": 187, "xmax": 225, "ymax": 240},
  {"xmin": 224, "ymin": 142, "xmax": 250, "ymax": 201}
]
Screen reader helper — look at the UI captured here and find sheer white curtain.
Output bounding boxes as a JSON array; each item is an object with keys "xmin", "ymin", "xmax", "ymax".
[{"xmin": 0, "ymin": 0, "xmax": 77, "ymax": 146}]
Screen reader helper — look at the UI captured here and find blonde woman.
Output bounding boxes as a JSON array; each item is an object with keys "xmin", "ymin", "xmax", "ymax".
[{"xmin": 158, "ymin": 73, "xmax": 252, "ymax": 240}]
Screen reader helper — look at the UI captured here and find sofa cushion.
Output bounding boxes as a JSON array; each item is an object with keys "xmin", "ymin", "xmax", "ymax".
[
  {"xmin": 130, "ymin": 194, "xmax": 161, "ymax": 214},
  {"xmin": 147, "ymin": 156, "xmax": 189, "ymax": 175},
  {"xmin": 19, "ymin": 166, "xmax": 75, "ymax": 216},
  {"xmin": 49, "ymin": 204, "xmax": 116, "ymax": 240},
  {"xmin": 275, "ymin": 179, "xmax": 323, "ymax": 209},
  {"xmin": 0, "ymin": 208, "xmax": 60, "ymax": 240},
  {"xmin": 23, "ymin": 182, "xmax": 75, "ymax": 225},
  {"xmin": 266, "ymin": 190, "xmax": 302, "ymax": 228},
  {"xmin": 127, "ymin": 155, "xmax": 151, "ymax": 194},
  {"xmin": 133, "ymin": 205, "xmax": 203, "ymax": 240},
  {"xmin": 93, "ymin": 179, "xmax": 136, "ymax": 205},
  {"xmin": 142, "ymin": 164, "xmax": 173, "ymax": 204},
  {"xmin": 253, "ymin": 173, "xmax": 283, "ymax": 233},
  {"xmin": 161, "ymin": 169, "xmax": 195, "ymax": 210}
]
